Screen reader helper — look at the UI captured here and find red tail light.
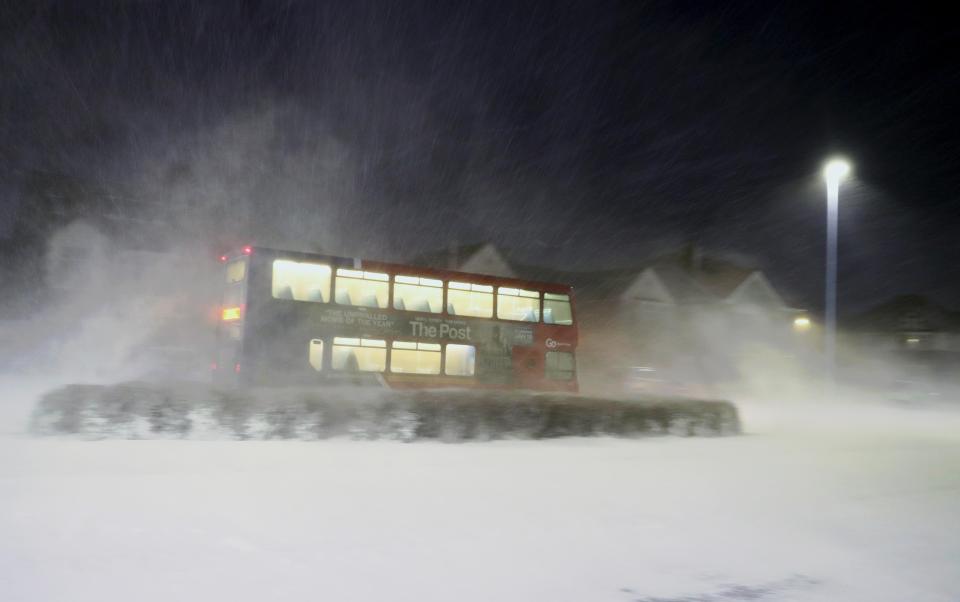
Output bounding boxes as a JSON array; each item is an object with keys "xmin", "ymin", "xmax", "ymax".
[
  {"xmin": 234, "ymin": 363, "xmax": 241, "ymax": 374},
  {"xmin": 211, "ymin": 362, "xmax": 218, "ymax": 371},
  {"xmin": 242, "ymin": 246, "xmax": 253, "ymax": 255}
]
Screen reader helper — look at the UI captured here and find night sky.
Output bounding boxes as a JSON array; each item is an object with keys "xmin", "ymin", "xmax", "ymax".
[{"xmin": 2, "ymin": 1, "xmax": 958, "ymax": 312}]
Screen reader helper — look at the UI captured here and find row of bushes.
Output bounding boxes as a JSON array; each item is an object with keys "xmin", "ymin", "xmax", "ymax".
[{"xmin": 30, "ymin": 383, "xmax": 741, "ymax": 441}]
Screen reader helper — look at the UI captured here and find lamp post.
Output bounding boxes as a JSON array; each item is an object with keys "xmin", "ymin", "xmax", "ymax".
[{"xmin": 823, "ymin": 158, "xmax": 851, "ymax": 394}]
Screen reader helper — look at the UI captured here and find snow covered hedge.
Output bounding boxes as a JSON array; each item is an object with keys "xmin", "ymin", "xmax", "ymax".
[{"xmin": 30, "ymin": 383, "xmax": 740, "ymax": 440}]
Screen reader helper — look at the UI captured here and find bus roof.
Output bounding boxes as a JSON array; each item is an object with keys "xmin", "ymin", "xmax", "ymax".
[{"xmin": 231, "ymin": 246, "xmax": 574, "ymax": 294}]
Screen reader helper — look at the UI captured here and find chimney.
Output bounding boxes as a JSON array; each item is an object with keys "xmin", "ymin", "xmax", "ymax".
[
  {"xmin": 447, "ymin": 241, "xmax": 459, "ymax": 269},
  {"xmin": 682, "ymin": 242, "xmax": 703, "ymax": 272}
]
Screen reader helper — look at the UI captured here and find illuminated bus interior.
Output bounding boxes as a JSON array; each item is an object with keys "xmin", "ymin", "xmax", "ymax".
[{"xmin": 265, "ymin": 258, "xmax": 574, "ymax": 326}]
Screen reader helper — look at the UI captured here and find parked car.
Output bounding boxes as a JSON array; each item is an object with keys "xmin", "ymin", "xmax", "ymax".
[
  {"xmin": 623, "ymin": 365, "xmax": 711, "ymax": 398},
  {"xmin": 889, "ymin": 378, "xmax": 943, "ymax": 405}
]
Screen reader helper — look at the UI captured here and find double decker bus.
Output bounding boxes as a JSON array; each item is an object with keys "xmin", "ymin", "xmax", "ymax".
[{"xmin": 214, "ymin": 246, "xmax": 578, "ymax": 391}]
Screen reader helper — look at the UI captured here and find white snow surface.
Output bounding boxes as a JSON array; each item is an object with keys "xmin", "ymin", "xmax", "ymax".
[{"xmin": 2, "ymin": 384, "xmax": 960, "ymax": 601}]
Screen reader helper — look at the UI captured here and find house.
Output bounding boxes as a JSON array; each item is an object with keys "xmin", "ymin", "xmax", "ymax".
[
  {"xmin": 1, "ymin": 170, "xmax": 171, "ymax": 308},
  {"xmin": 845, "ymin": 295, "xmax": 960, "ymax": 392},
  {"xmin": 411, "ymin": 242, "xmax": 804, "ymax": 394},
  {"xmin": 568, "ymin": 247, "xmax": 803, "ymax": 393},
  {"xmin": 847, "ymin": 295, "xmax": 960, "ymax": 353}
]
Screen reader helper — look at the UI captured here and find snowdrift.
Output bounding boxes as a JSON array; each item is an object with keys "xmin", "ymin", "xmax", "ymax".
[{"xmin": 29, "ymin": 383, "xmax": 740, "ymax": 441}]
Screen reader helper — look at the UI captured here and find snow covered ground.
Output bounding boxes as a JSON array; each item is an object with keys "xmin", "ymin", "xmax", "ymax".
[{"xmin": 2, "ymin": 382, "xmax": 959, "ymax": 601}]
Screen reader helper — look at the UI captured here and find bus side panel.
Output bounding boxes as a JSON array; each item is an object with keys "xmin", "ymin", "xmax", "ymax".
[
  {"xmin": 511, "ymin": 346, "xmax": 544, "ymax": 390},
  {"xmin": 531, "ymin": 323, "xmax": 579, "ymax": 392},
  {"xmin": 241, "ymin": 252, "xmax": 320, "ymax": 386},
  {"xmin": 229, "ymin": 248, "xmax": 580, "ymax": 392}
]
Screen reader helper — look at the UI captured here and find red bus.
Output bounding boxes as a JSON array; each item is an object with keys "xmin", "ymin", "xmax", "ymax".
[{"xmin": 214, "ymin": 246, "xmax": 578, "ymax": 391}]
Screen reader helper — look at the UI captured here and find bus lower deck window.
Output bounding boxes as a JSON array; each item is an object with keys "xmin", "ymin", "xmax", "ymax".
[
  {"xmin": 390, "ymin": 341, "xmax": 441, "ymax": 374},
  {"xmin": 309, "ymin": 339, "xmax": 324, "ymax": 371},
  {"xmin": 445, "ymin": 344, "xmax": 476, "ymax": 376},
  {"xmin": 546, "ymin": 351, "xmax": 575, "ymax": 380},
  {"xmin": 543, "ymin": 293, "xmax": 573, "ymax": 325},
  {"xmin": 332, "ymin": 337, "xmax": 386, "ymax": 372}
]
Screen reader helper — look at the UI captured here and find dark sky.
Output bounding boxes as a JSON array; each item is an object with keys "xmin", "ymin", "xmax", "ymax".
[{"xmin": 2, "ymin": 1, "xmax": 958, "ymax": 312}]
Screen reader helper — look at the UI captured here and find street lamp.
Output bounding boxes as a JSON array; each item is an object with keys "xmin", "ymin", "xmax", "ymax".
[{"xmin": 822, "ymin": 157, "xmax": 851, "ymax": 393}]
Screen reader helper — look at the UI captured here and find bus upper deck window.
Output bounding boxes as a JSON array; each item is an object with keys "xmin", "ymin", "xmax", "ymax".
[
  {"xmin": 226, "ymin": 259, "xmax": 246, "ymax": 283},
  {"xmin": 272, "ymin": 260, "xmax": 331, "ymax": 303},
  {"xmin": 335, "ymin": 269, "xmax": 389, "ymax": 309},
  {"xmin": 543, "ymin": 293, "xmax": 573, "ymax": 325},
  {"xmin": 497, "ymin": 287, "xmax": 540, "ymax": 322},
  {"xmin": 393, "ymin": 275, "xmax": 443, "ymax": 313},
  {"xmin": 447, "ymin": 282, "xmax": 493, "ymax": 318}
]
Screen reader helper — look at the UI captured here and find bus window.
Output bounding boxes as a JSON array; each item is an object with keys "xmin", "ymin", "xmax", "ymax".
[
  {"xmin": 226, "ymin": 259, "xmax": 246, "ymax": 283},
  {"xmin": 393, "ymin": 275, "xmax": 443, "ymax": 313},
  {"xmin": 308, "ymin": 339, "xmax": 324, "ymax": 371},
  {"xmin": 543, "ymin": 293, "xmax": 573, "ymax": 325},
  {"xmin": 390, "ymin": 341, "xmax": 441, "ymax": 374},
  {"xmin": 445, "ymin": 344, "xmax": 476, "ymax": 376},
  {"xmin": 335, "ymin": 269, "xmax": 389, "ymax": 308},
  {"xmin": 497, "ymin": 287, "xmax": 540, "ymax": 322},
  {"xmin": 272, "ymin": 260, "xmax": 331, "ymax": 303},
  {"xmin": 447, "ymin": 282, "xmax": 493, "ymax": 318},
  {"xmin": 332, "ymin": 337, "xmax": 386, "ymax": 372},
  {"xmin": 545, "ymin": 351, "xmax": 575, "ymax": 380}
]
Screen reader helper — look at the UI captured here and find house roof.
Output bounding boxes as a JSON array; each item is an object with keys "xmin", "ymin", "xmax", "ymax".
[
  {"xmin": 648, "ymin": 250, "xmax": 755, "ymax": 298},
  {"xmin": 848, "ymin": 295, "xmax": 960, "ymax": 332},
  {"xmin": 647, "ymin": 263, "xmax": 716, "ymax": 303},
  {"xmin": 409, "ymin": 242, "xmax": 783, "ymax": 308},
  {"xmin": 512, "ymin": 265, "xmax": 639, "ymax": 301},
  {"xmin": 409, "ymin": 243, "xmax": 493, "ymax": 271},
  {"xmin": 562, "ymin": 251, "xmax": 758, "ymax": 306}
]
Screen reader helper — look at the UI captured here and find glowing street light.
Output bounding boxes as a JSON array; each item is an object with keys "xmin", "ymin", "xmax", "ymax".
[
  {"xmin": 822, "ymin": 157, "xmax": 851, "ymax": 393},
  {"xmin": 823, "ymin": 159, "xmax": 850, "ymax": 186}
]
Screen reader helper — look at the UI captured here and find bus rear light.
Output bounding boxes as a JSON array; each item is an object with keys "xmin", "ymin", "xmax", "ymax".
[
  {"xmin": 242, "ymin": 246, "xmax": 253, "ymax": 255},
  {"xmin": 222, "ymin": 306, "xmax": 242, "ymax": 321},
  {"xmin": 219, "ymin": 255, "xmax": 228, "ymax": 262},
  {"xmin": 211, "ymin": 362, "xmax": 218, "ymax": 371},
  {"xmin": 234, "ymin": 363, "xmax": 241, "ymax": 374}
]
